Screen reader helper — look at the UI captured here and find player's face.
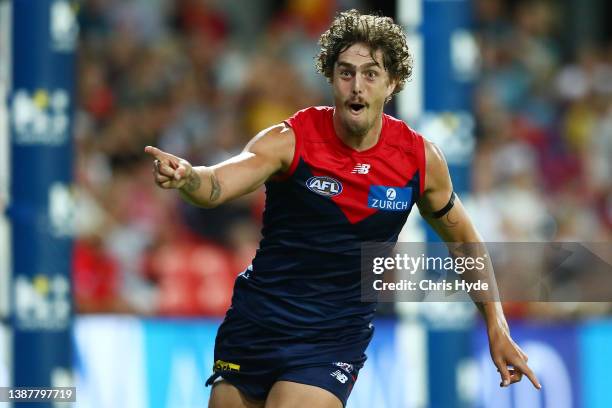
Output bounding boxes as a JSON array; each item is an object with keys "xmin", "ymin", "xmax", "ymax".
[{"xmin": 332, "ymin": 43, "xmax": 396, "ymax": 137}]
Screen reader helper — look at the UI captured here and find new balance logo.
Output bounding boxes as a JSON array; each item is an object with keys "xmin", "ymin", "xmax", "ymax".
[
  {"xmin": 331, "ymin": 369, "xmax": 349, "ymax": 384},
  {"xmin": 333, "ymin": 362, "xmax": 354, "ymax": 373},
  {"xmin": 351, "ymin": 163, "xmax": 370, "ymax": 174}
]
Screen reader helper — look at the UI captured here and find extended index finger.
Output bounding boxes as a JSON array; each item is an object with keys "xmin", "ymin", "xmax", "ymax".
[
  {"xmin": 516, "ymin": 361, "xmax": 541, "ymax": 390},
  {"xmin": 144, "ymin": 145, "xmax": 169, "ymax": 162}
]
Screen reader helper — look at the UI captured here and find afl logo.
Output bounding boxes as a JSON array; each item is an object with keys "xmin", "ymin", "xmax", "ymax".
[
  {"xmin": 386, "ymin": 188, "xmax": 397, "ymax": 201},
  {"xmin": 306, "ymin": 176, "xmax": 343, "ymax": 197}
]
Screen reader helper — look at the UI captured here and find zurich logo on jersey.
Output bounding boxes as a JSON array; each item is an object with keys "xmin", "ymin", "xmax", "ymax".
[
  {"xmin": 368, "ymin": 186, "xmax": 412, "ymax": 211},
  {"xmin": 306, "ymin": 176, "xmax": 343, "ymax": 197}
]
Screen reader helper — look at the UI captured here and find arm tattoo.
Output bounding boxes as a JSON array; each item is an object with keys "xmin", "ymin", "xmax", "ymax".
[
  {"xmin": 209, "ymin": 172, "xmax": 221, "ymax": 202},
  {"xmin": 441, "ymin": 212, "xmax": 459, "ymax": 228},
  {"xmin": 431, "ymin": 191, "xmax": 458, "ymax": 227},
  {"xmin": 183, "ymin": 171, "xmax": 202, "ymax": 193}
]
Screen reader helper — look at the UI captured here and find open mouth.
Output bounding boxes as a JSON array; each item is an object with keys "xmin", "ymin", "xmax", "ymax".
[{"xmin": 349, "ymin": 103, "xmax": 366, "ymax": 114}]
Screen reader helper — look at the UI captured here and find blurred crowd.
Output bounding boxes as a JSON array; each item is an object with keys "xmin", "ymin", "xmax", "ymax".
[
  {"xmin": 72, "ymin": 0, "xmax": 611, "ymax": 316},
  {"xmin": 468, "ymin": 0, "xmax": 611, "ymax": 318},
  {"xmin": 469, "ymin": 0, "xmax": 611, "ymax": 244}
]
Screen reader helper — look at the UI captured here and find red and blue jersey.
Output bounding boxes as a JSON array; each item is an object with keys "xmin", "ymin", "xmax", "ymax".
[{"xmin": 231, "ymin": 106, "xmax": 426, "ymax": 360}]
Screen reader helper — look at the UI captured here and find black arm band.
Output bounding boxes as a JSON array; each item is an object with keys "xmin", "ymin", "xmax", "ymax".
[{"xmin": 431, "ymin": 191, "xmax": 456, "ymax": 218}]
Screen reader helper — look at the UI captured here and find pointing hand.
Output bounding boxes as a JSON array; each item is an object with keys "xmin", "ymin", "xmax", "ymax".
[{"xmin": 144, "ymin": 146, "xmax": 193, "ymax": 189}]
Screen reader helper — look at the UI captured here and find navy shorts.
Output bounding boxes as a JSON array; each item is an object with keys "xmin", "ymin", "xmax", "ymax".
[{"xmin": 205, "ymin": 307, "xmax": 367, "ymax": 407}]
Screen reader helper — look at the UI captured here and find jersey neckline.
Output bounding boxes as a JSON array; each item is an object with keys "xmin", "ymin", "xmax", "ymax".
[{"xmin": 327, "ymin": 107, "xmax": 387, "ymax": 157}]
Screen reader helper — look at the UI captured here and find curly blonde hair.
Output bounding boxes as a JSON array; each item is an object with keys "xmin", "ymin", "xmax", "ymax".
[{"xmin": 316, "ymin": 9, "xmax": 413, "ymax": 98}]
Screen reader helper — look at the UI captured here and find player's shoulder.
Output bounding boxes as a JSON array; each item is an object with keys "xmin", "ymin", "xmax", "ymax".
[
  {"xmin": 383, "ymin": 112, "xmax": 425, "ymax": 149},
  {"xmin": 247, "ymin": 123, "xmax": 295, "ymax": 160},
  {"xmin": 294, "ymin": 105, "xmax": 334, "ymax": 116},
  {"xmin": 286, "ymin": 105, "xmax": 333, "ymax": 125},
  {"xmin": 284, "ymin": 106, "xmax": 333, "ymax": 143}
]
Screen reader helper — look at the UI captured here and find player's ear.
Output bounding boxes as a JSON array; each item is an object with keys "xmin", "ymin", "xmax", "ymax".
[
  {"xmin": 386, "ymin": 78, "xmax": 397, "ymax": 98},
  {"xmin": 385, "ymin": 78, "xmax": 397, "ymax": 103}
]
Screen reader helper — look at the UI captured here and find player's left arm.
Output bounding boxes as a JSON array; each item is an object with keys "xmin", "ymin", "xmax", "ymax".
[{"xmin": 416, "ymin": 140, "xmax": 541, "ymax": 390}]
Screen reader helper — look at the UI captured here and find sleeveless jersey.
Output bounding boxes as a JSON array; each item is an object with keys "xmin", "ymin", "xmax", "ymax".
[{"xmin": 231, "ymin": 106, "xmax": 426, "ymax": 349}]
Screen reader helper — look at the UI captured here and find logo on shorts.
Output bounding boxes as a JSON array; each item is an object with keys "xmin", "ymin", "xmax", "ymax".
[
  {"xmin": 333, "ymin": 362, "xmax": 354, "ymax": 373},
  {"xmin": 214, "ymin": 360, "xmax": 241, "ymax": 372},
  {"xmin": 330, "ymin": 369, "xmax": 349, "ymax": 384},
  {"xmin": 306, "ymin": 176, "xmax": 343, "ymax": 197}
]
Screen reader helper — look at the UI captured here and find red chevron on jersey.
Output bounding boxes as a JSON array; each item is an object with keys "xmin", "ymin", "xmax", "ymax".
[{"xmin": 284, "ymin": 106, "xmax": 425, "ymax": 224}]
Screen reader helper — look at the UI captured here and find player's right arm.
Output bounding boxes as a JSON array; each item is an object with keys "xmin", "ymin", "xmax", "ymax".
[{"xmin": 144, "ymin": 123, "xmax": 295, "ymax": 208}]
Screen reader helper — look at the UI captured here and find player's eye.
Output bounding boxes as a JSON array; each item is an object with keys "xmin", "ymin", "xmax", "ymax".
[
  {"xmin": 339, "ymin": 70, "xmax": 352, "ymax": 78},
  {"xmin": 366, "ymin": 70, "xmax": 378, "ymax": 79}
]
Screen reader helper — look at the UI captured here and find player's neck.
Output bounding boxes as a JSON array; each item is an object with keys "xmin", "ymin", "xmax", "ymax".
[{"xmin": 333, "ymin": 113, "xmax": 383, "ymax": 152}]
